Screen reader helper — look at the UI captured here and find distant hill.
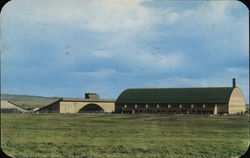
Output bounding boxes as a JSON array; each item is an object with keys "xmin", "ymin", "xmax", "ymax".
[{"xmin": 1, "ymin": 94, "xmax": 60, "ymax": 109}]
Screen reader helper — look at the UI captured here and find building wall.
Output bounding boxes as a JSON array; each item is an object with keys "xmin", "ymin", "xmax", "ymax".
[
  {"xmin": 116, "ymin": 103, "xmax": 216, "ymax": 114},
  {"xmin": 216, "ymin": 104, "xmax": 228, "ymax": 114},
  {"xmin": 59, "ymin": 101, "xmax": 115, "ymax": 113},
  {"xmin": 228, "ymin": 88, "xmax": 246, "ymax": 114},
  {"xmin": 116, "ymin": 102, "xmax": 245, "ymax": 114},
  {"xmin": 38, "ymin": 101, "xmax": 60, "ymax": 113},
  {"xmin": 99, "ymin": 102, "xmax": 115, "ymax": 113}
]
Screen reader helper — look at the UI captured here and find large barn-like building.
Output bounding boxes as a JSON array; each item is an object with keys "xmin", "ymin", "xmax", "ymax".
[{"xmin": 115, "ymin": 79, "xmax": 246, "ymax": 114}]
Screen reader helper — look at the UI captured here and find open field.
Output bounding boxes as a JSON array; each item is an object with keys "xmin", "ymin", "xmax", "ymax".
[{"xmin": 1, "ymin": 114, "xmax": 249, "ymax": 158}]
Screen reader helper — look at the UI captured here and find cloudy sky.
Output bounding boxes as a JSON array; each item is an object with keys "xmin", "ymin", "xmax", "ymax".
[{"xmin": 1, "ymin": 0, "xmax": 249, "ymax": 102}]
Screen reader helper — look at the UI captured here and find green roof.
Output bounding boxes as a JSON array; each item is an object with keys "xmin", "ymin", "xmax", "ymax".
[{"xmin": 116, "ymin": 87, "xmax": 234, "ymax": 104}]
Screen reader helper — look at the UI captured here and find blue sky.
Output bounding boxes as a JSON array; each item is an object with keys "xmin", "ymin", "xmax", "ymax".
[{"xmin": 1, "ymin": 0, "xmax": 249, "ymax": 103}]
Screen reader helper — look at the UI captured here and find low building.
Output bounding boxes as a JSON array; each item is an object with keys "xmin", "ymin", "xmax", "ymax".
[
  {"xmin": 37, "ymin": 93, "xmax": 115, "ymax": 113},
  {"xmin": 1, "ymin": 100, "xmax": 28, "ymax": 113},
  {"xmin": 115, "ymin": 79, "xmax": 246, "ymax": 114}
]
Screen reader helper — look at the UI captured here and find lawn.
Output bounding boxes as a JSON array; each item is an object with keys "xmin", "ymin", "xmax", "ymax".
[{"xmin": 1, "ymin": 114, "xmax": 249, "ymax": 158}]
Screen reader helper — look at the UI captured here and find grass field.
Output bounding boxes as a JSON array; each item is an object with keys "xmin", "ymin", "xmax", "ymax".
[{"xmin": 1, "ymin": 114, "xmax": 249, "ymax": 158}]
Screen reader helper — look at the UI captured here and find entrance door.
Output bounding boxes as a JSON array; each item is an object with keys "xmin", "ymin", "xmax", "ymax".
[{"xmin": 78, "ymin": 104, "xmax": 104, "ymax": 113}]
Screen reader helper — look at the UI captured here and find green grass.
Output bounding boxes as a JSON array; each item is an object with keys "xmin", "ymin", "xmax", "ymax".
[{"xmin": 1, "ymin": 114, "xmax": 249, "ymax": 158}]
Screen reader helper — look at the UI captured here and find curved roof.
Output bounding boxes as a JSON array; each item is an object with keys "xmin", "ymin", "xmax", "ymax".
[{"xmin": 116, "ymin": 87, "xmax": 234, "ymax": 104}]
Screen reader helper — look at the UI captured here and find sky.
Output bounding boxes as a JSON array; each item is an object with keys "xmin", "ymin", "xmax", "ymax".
[{"xmin": 1, "ymin": 0, "xmax": 249, "ymax": 103}]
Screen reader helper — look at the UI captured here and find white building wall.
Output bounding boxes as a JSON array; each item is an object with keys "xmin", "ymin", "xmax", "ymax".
[
  {"xmin": 228, "ymin": 88, "xmax": 246, "ymax": 114},
  {"xmin": 59, "ymin": 101, "xmax": 115, "ymax": 113}
]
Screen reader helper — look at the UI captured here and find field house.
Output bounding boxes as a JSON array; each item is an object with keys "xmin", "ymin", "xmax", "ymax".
[{"xmin": 115, "ymin": 84, "xmax": 245, "ymax": 114}]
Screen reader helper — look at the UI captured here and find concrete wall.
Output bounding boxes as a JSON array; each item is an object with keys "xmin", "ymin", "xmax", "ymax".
[
  {"xmin": 216, "ymin": 104, "xmax": 228, "ymax": 114},
  {"xmin": 38, "ymin": 101, "xmax": 60, "ymax": 113},
  {"xmin": 59, "ymin": 101, "xmax": 115, "ymax": 113},
  {"xmin": 228, "ymin": 88, "xmax": 246, "ymax": 114}
]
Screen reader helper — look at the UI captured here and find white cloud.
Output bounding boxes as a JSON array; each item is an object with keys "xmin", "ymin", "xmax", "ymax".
[
  {"xmin": 223, "ymin": 67, "xmax": 249, "ymax": 77},
  {"xmin": 161, "ymin": 9, "xmax": 193, "ymax": 25},
  {"xmin": 81, "ymin": 1, "xmax": 153, "ymax": 32},
  {"xmin": 158, "ymin": 1, "xmax": 246, "ymax": 34},
  {"xmin": 74, "ymin": 68, "xmax": 119, "ymax": 79},
  {"xmin": 166, "ymin": 12, "xmax": 180, "ymax": 24},
  {"xmin": 126, "ymin": 52, "xmax": 187, "ymax": 72},
  {"xmin": 155, "ymin": 1, "xmax": 248, "ymax": 58},
  {"xmin": 89, "ymin": 50, "xmax": 114, "ymax": 58},
  {"xmin": 2, "ymin": 0, "xmax": 154, "ymax": 33}
]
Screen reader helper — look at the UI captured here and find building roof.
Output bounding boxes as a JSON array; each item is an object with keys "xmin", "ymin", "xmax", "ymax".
[
  {"xmin": 36, "ymin": 98, "xmax": 62, "ymax": 111},
  {"xmin": 116, "ymin": 87, "xmax": 234, "ymax": 104},
  {"xmin": 1, "ymin": 100, "xmax": 28, "ymax": 112},
  {"xmin": 62, "ymin": 98, "xmax": 115, "ymax": 102}
]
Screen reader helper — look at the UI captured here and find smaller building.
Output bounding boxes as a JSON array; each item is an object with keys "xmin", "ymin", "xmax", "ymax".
[
  {"xmin": 1, "ymin": 100, "xmax": 28, "ymax": 113},
  {"xmin": 37, "ymin": 93, "xmax": 115, "ymax": 113}
]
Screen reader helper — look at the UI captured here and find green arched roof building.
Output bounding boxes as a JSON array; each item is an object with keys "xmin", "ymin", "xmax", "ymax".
[
  {"xmin": 115, "ymin": 79, "xmax": 246, "ymax": 114},
  {"xmin": 116, "ymin": 87, "xmax": 234, "ymax": 104}
]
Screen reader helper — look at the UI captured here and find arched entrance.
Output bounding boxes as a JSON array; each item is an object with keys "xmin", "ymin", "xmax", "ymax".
[{"xmin": 78, "ymin": 104, "xmax": 104, "ymax": 113}]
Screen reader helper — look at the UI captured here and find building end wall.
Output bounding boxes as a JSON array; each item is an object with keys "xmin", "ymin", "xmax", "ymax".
[{"xmin": 228, "ymin": 88, "xmax": 246, "ymax": 114}]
